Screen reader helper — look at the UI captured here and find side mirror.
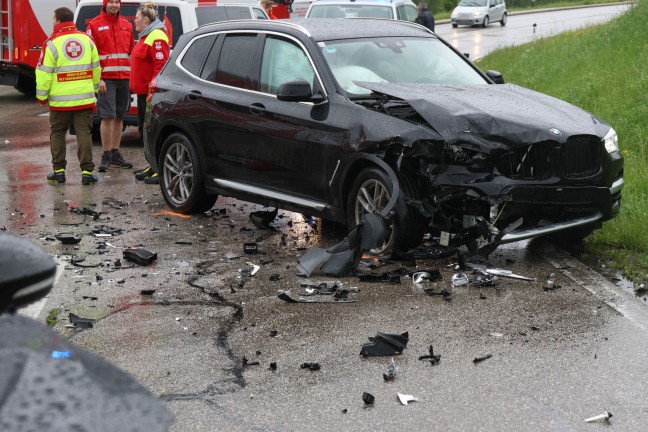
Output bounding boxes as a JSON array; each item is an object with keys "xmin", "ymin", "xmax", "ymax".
[
  {"xmin": 0, "ymin": 233, "xmax": 56, "ymax": 313},
  {"xmin": 486, "ymin": 70, "xmax": 505, "ymax": 84},
  {"xmin": 277, "ymin": 79, "xmax": 324, "ymax": 103}
]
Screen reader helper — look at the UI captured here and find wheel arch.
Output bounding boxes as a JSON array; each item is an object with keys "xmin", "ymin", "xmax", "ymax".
[{"xmin": 152, "ymin": 123, "xmax": 205, "ymax": 172}]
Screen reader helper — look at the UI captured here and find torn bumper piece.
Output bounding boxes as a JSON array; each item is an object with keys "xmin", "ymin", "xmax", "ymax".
[
  {"xmin": 360, "ymin": 331, "xmax": 409, "ymax": 357},
  {"xmin": 123, "ymin": 248, "xmax": 157, "ymax": 266}
]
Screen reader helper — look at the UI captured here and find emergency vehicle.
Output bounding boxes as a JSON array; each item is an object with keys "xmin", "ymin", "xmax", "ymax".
[{"xmin": 1, "ymin": 0, "xmax": 78, "ymax": 95}]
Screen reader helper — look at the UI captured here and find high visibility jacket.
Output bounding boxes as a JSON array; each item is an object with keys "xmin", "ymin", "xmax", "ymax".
[
  {"xmin": 35, "ymin": 22, "xmax": 101, "ymax": 111},
  {"xmin": 86, "ymin": 9, "xmax": 134, "ymax": 80},
  {"xmin": 130, "ymin": 29, "xmax": 169, "ymax": 95}
]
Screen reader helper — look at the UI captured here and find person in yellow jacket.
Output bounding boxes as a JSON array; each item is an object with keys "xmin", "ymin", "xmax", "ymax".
[{"xmin": 36, "ymin": 7, "xmax": 101, "ymax": 185}]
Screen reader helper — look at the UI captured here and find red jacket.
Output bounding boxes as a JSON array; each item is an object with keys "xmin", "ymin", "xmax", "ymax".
[
  {"xmin": 86, "ymin": 9, "xmax": 134, "ymax": 80},
  {"xmin": 130, "ymin": 28, "xmax": 170, "ymax": 95}
]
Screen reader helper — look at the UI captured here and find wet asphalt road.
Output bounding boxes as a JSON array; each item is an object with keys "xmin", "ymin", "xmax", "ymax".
[{"xmin": 1, "ymin": 23, "xmax": 647, "ymax": 430}]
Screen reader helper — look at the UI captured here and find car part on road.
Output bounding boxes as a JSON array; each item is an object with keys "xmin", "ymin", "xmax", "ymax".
[
  {"xmin": 418, "ymin": 345, "xmax": 441, "ymax": 364},
  {"xmin": 243, "ymin": 356, "xmax": 260, "ymax": 366},
  {"xmin": 360, "ymin": 331, "xmax": 409, "ymax": 357},
  {"xmin": 473, "ymin": 353, "xmax": 492, "ymax": 364},
  {"xmin": 467, "ymin": 263, "xmax": 536, "ymax": 281},
  {"xmin": 300, "ymin": 362, "xmax": 321, "ymax": 371},
  {"xmin": 277, "ymin": 290, "xmax": 358, "ymax": 304},
  {"xmin": 55, "ymin": 233, "xmax": 82, "ymax": 245},
  {"xmin": 123, "ymin": 248, "xmax": 158, "ymax": 266},
  {"xmin": 68, "ymin": 313, "xmax": 96, "ymax": 329},
  {"xmin": 423, "ymin": 288, "xmax": 452, "ymax": 300},
  {"xmin": 383, "ymin": 358, "xmax": 398, "ymax": 381},
  {"xmin": 246, "ymin": 262, "xmax": 260, "ymax": 276},
  {"xmin": 412, "ymin": 269, "xmax": 442, "ymax": 284},
  {"xmin": 362, "ymin": 392, "xmax": 375, "ymax": 405},
  {"xmin": 249, "ymin": 208, "xmax": 278, "ymax": 230},
  {"xmin": 397, "ymin": 393, "xmax": 418, "ymax": 406},
  {"xmin": 244, "ymin": 242, "xmax": 258, "ymax": 254},
  {"xmin": 584, "ymin": 411, "xmax": 612, "ymax": 423},
  {"xmin": 451, "ymin": 272, "xmax": 470, "ymax": 287}
]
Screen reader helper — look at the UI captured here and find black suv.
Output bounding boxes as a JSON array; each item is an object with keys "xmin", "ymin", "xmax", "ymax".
[{"xmin": 145, "ymin": 19, "xmax": 623, "ymax": 255}]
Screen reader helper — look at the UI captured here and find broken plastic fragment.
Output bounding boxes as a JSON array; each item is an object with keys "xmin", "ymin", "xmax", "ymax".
[
  {"xmin": 123, "ymin": 248, "xmax": 157, "ymax": 266},
  {"xmin": 244, "ymin": 242, "xmax": 258, "ymax": 254},
  {"xmin": 584, "ymin": 411, "xmax": 612, "ymax": 423},
  {"xmin": 278, "ymin": 290, "xmax": 357, "ymax": 304},
  {"xmin": 360, "ymin": 331, "xmax": 409, "ymax": 357},
  {"xmin": 383, "ymin": 358, "xmax": 398, "ymax": 381},
  {"xmin": 243, "ymin": 356, "xmax": 260, "ymax": 366},
  {"xmin": 246, "ymin": 262, "xmax": 260, "ymax": 276},
  {"xmin": 249, "ymin": 208, "xmax": 278, "ymax": 230},
  {"xmin": 397, "ymin": 393, "xmax": 418, "ymax": 406},
  {"xmin": 300, "ymin": 362, "xmax": 321, "ymax": 371},
  {"xmin": 451, "ymin": 272, "xmax": 469, "ymax": 287},
  {"xmin": 362, "ymin": 392, "xmax": 375, "ymax": 405},
  {"xmin": 55, "ymin": 233, "xmax": 81, "ymax": 244},
  {"xmin": 418, "ymin": 345, "xmax": 441, "ymax": 364},
  {"xmin": 68, "ymin": 313, "xmax": 95, "ymax": 329},
  {"xmin": 473, "ymin": 353, "xmax": 492, "ymax": 363},
  {"xmin": 412, "ymin": 269, "xmax": 442, "ymax": 284}
]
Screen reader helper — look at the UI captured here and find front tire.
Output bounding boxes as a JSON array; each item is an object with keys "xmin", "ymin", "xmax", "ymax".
[
  {"xmin": 482, "ymin": 16, "xmax": 489, "ymax": 27},
  {"xmin": 452, "ymin": 23, "xmax": 458, "ymax": 28},
  {"xmin": 159, "ymin": 132, "xmax": 217, "ymax": 214},
  {"xmin": 346, "ymin": 167, "xmax": 425, "ymax": 255},
  {"xmin": 500, "ymin": 13, "xmax": 507, "ymax": 26}
]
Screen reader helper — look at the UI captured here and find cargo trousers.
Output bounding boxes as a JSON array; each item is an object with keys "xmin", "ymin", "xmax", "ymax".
[{"xmin": 49, "ymin": 108, "xmax": 95, "ymax": 172}]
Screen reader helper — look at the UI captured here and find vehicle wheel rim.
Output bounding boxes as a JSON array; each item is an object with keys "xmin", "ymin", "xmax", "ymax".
[
  {"xmin": 354, "ymin": 179, "xmax": 394, "ymax": 251},
  {"xmin": 163, "ymin": 142, "xmax": 194, "ymax": 206}
]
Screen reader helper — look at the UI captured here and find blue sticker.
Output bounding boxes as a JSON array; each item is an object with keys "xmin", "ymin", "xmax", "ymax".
[{"xmin": 52, "ymin": 351, "xmax": 71, "ymax": 359}]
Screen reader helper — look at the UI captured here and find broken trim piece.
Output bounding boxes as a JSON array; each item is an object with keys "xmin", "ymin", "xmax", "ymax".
[{"xmin": 277, "ymin": 291, "xmax": 357, "ymax": 304}]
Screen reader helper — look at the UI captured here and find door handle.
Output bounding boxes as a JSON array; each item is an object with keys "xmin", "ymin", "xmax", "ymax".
[
  {"xmin": 188, "ymin": 90, "xmax": 202, "ymax": 101},
  {"xmin": 249, "ymin": 103, "xmax": 266, "ymax": 115}
]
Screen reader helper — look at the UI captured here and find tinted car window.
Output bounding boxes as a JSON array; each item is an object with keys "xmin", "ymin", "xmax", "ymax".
[
  {"xmin": 76, "ymin": 6, "xmax": 183, "ymax": 47},
  {"xmin": 309, "ymin": 5, "xmax": 393, "ymax": 19},
  {"xmin": 196, "ymin": 6, "xmax": 229, "ymax": 25},
  {"xmin": 397, "ymin": 5, "xmax": 417, "ymax": 21},
  {"xmin": 181, "ymin": 34, "xmax": 217, "ymax": 76},
  {"xmin": 215, "ymin": 34, "xmax": 257, "ymax": 89},
  {"xmin": 260, "ymin": 36, "xmax": 315, "ymax": 95}
]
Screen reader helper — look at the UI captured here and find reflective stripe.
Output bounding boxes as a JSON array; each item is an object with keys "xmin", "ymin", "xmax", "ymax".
[
  {"xmin": 98, "ymin": 53, "xmax": 131, "ymax": 60},
  {"xmin": 94, "ymin": 84, "xmax": 100, "ymax": 90},
  {"xmin": 102, "ymin": 66, "xmax": 131, "ymax": 72},
  {"xmin": 38, "ymin": 65, "xmax": 56, "ymax": 73},
  {"xmin": 55, "ymin": 64, "xmax": 94, "ymax": 73},
  {"xmin": 47, "ymin": 41, "xmax": 58, "ymax": 61},
  {"xmin": 49, "ymin": 92, "xmax": 95, "ymax": 102},
  {"xmin": 90, "ymin": 61, "xmax": 100, "ymax": 69},
  {"xmin": 36, "ymin": 89, "xmax": 49, "ymax": 96}
]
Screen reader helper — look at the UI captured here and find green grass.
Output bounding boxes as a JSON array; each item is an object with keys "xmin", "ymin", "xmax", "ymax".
[
  {"xmin": 46, "ymin": 308, "xmax": 61, "ymax": 327},
  {"xmin": 477, "ymin": 1, "xmax": 648, "ymax": 283}
]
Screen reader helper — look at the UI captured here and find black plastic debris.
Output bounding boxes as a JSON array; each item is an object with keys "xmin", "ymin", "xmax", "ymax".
[
  {"xmin": 418, "ymin": 345, "xmax": 441, "ymax": 364},
  {"xmin": 123, "ymin": 248, "xmax": 157, "ymax": 266},
  {"xmin": 140, "ymin": 289, "xmax": 156, "ymax": 296},
  {"xmin": 269, "ymin": 362, "xmax": 277, "ymax": 371},
  {"xmin": 358, "ymin": 269, "xmax": 406, "ymax": 284},
  {"xmin": 243, "ymin": 356, "xmax": 260, "ymax": 366},
  {"xmin": 383, "ymin": 358, "xmax": 398, "ymax": 381},
  {"xmin": 277, "ymin": 290, "xmax": 357, "ymax": 304},
  {"xmin": 423, "ymin": 288, "xmax": 452, "ymax": 300},
  {"xmin": 244, "ymin": 242, "xmax": 258, "ymax": 254},
  {"xmin": 55, "ymin": 233, "xmax": 81, "ymax": 245},
  {"xmin": 69, "ymin": 206, "xmax": 101, "ymax": 220},
  {"xmin": 68, "ymin": 313, "xmax": 95, "ymax": 329},
  {"xmin": 473, "ymin": 353, "xmax": 492, "ymax": 364},
  {"xmin": 362, "ymin": 392, "xmax": 375, "ymax": 405},
  {"xmin": 300, "ymin": 362, "xmax": 320, "ymax": 371},
  {"xmin": 269, "ymin": 330, "xmax": 278, "ymax": 337},
  {"xmin": 269, "ymin": 274, "xmax": 280, "ymax": 282},
  {"xmin": 92, "ymin": 225, "xmax": 123, "ymax": 236},
  {"xmin": 360, "ymin": 331, "xmax": 409, "ymax": 357},
  {"xmin": 249, "ymin": 208, "xmax": 278, "ymax": 230}
]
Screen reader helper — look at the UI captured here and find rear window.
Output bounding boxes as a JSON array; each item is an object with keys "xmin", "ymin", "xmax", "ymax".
[
  {"xmin": 196, "ymin": 6, "xmax": 252, "ymax": 25},
  {"xmin": 308, "ymin": 5, "xmax": 393, "ymax": 19},
  {"xmin": 75, "ymin": 5, "xmax": 184, "ymax": 47}
]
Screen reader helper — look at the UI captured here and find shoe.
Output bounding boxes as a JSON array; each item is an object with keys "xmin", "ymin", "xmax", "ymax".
[
  {"xmin": 81, "ymin": 171, "xmax": 98, "ymax": 185},
  {"xmin": 98, "ymin": 152, "xmax": 110, "ymax": 172},
  {"xmin": 110, "ymin": 150, "xmax": 133, "ymax": 169},
  {"xmin": 144, "ymin": 172, "xmax": 159, "ymax": 184},
  {"xmin": 47, "ymin": 169, "xmax": 66, "ymax": 184},
  {"xmin": 135, "ymin": 166, "xmax": 154, "ymax": 180}
]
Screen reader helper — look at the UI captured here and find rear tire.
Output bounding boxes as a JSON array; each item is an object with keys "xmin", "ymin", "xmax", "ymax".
[
  {"xmin": 14, "ymin": 75, "xmax": 35, "ymax": 96},
  {"xmin": 346, "ymin": 167, "xmax": 425, "ymax": 255},
  {"xmin": 159, "ymin": 132, "xmax": 217, "ymax": 214},
  {"xmin": 500, "ymin": 13, "xmax": 507, "ymax": 26},
  {"xmin": 482, "ymin": 16, "xmax": 489, "ymax": 27}
]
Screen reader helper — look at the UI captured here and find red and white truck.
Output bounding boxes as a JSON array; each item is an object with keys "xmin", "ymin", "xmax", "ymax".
[{"xmin": 0, "ymin": 0, "xmax": 78, "ymax": 95}]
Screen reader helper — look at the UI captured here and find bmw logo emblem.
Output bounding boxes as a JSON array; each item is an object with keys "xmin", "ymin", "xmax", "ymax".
[{"xmin": 549, "ymin": 128, "xmax": 562, "ymax": 136}]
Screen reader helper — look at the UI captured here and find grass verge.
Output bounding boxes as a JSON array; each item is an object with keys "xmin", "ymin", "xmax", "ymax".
[{"xmin": 476, "ymin": 1, "xmax": 648, "ymax": 283}]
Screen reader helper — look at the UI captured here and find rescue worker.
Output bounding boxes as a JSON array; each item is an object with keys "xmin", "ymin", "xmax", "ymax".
[
  {"xmin": 86, "ymin": 0, "xmax": 134, "ymax": 172},
  {"xmin": 131, "ymin": 2, "xmax": 169, "ymax": 185},
  {"xmin": 36, "ymin": 7, "xmax": 101, "ymax": 185}
]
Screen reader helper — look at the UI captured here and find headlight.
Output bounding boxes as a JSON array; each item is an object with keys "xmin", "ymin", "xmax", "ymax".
[
  {"xmin": 451, "ymin": 11, "xmax": 457, "ymax": 18},
  {"xmin": 603, "ymin": 127, "xmax": 619, "ymax": 153},
  {"xmin": 474, "ymin": 11, "xmax": 482, "ymax": 16}
]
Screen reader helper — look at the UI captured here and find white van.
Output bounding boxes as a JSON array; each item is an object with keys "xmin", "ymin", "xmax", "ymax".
[
  {"xmin": 450, "ymin": 0, "xmax": 507, "ymax": 28},
  {"xmin": 305, "ymin": 0, "xmax": 417, "ymax": 20}
]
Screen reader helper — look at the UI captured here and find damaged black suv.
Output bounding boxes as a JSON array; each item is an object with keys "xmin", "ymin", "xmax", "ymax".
[{"xmin": 145, "ymin": 19, "xmax": 624, "ymax": 255}]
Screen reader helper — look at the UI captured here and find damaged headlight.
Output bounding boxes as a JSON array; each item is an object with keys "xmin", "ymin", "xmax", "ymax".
[
  {"xmin": 603, "ymin": 127, "xmax": 619, "ymax": 153},
  {"xmin": 446, "ymin": 144, "xmax": 489, "ymax": 168}
]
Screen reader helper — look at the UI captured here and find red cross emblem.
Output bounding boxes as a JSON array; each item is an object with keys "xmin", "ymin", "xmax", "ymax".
[{"xmin": 63, "ymin": 38, "xmax": 85, "ymax": 61}]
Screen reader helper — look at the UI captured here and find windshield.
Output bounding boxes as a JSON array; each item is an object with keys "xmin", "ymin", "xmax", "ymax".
[
  {"xmin": 321, "ymin": 37, "xmax": 488, "ymax": 95},
  {"xmin": 457, "ymin": 0, "xmax": 488, "ymax": 7},
  {"xmin": 308, "ymin": 5, "xmax": 393, "ymax": 19}
]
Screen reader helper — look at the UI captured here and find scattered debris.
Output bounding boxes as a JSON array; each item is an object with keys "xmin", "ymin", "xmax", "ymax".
[
  {"xmin": 468, "ymin": 263, "xmax": 536, "ymax": 281},
  {"xmin": 55, "ymin": 233, "xmax": 81, "ymax": 244},
  {"xmin": 423, "ymin": 288, "xmax": 452, "ymax": 300},
  {"xmin": 473, "ymin": 353, "xmax": 492, "ymax": 364},
  {"xmin": 634, "ymin": 284, "xmax": 647, "ymax": 295},
  {"xmin": 412, "ymin": 269, "xmax": 442, "ymax": 284},
  {"xmin": 397, "ymin": 393, "xmax": 418, "ymax": 406},
  {"xmin": 67, "ymin": 313, "xmax": 96, "ymax": 329},
  {"xmin": 360, "ymin": 331, "xmax": 409, "ymax": 357},
  {"xmin": 584, "ymin": 411, "xmax": 612, "ymax": 423},
  {"xmin": 472, "ymin": 274, "xmax": 498, "ymax": 288},
  {"xmin": 242, "ymin": 356, "xmax": 260, "ymax": 366},
  {"xmin": 277, "ymin": 290, "xmax": 357, "ymax": 304},
  {"xmin": 543, "ymin": 273, "xmax": 562, "ymax": 291},
  {"xmin": 244, "ymin": 242, "xmax": 258, "ymax": 254},
  {"xmin": 300, "ymin": 362, "xmax": 321, "ymax": 371},
  {"xmin": 140, "ymin": 289, "xmax": 156, "ymax": 296},
  {"xmin": 246, "ymin": 262, "xmax": 260, "ymax": 276},
  {"xmin": 418, "ymin": 345, "xmax": 441, "ymax": 364},
  {"xmin": 92, "ymin": 225, "xmax": 123, "ymax": 236},
  {"xmin": 175, "ymin": 240, "xmax": 192, "ymax": 245},
  {"xmin": 249, "ymin": 208, "xmax": 278, "ymax": 230},
  {"xmin": 451, "ymin": 272, "xmax": 469, "ymax": 287},
  {"xmin": 269, "ymin": 330, "xmax": 278, "ymax": 337},
  {"xmin": 69, "ymin": 206, "xmax": 101, "ymax": 220},
  {"xmin": 269, "ymin": 362, "xmax": 277, "ymax": 371},
  {"xmin": 269, "ymin": 274, "xmax": 281, "ymax": 282},
  {"xmin": 362, "ymin": 392, "xmax": 375, "ymax": 405},
  {"xmin": 123, "ymin": 248, "xmax": 158, "ymax": 266},
  {"xmin": 383, "ymin": 358, "xmax": 398, "ymax": 381}
]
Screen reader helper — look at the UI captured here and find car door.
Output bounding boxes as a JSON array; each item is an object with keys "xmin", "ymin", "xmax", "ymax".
[{"xmin": 491, "ymin": 0, "xmax": 502, "ymax": 22}]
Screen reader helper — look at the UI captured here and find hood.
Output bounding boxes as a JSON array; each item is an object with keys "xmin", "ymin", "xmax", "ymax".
[{"xmin": 355, "ymin": 82, "xmax": 609, "ymax": 151}]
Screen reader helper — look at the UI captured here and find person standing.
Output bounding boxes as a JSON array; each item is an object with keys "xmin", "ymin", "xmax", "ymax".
[
  {"xmin": 130, "ymin": 2, "xmax": 169, "ymax": 185},
  {"xmin": 36, "ymin": 7, "xmax": 101, "ymax": 185},
  {"xmin": 86, "ymin": 0, "xmax": 134, "ymax": 172},
  {"xmin": 415, "ymin": 3, "xmax": 435, "ymax": 32},
  {"xmin": 260, "ymin": 0, "xmax": 278, "ymax": 19}
]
